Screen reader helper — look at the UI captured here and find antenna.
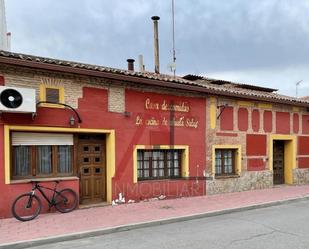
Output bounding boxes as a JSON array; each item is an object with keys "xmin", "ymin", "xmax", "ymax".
[
  {"xmin": 295, "ymin": 80, "xmax": 302, "ymax": 98},
  {"xmin": 168, "ymin": 0, "xmax": 176, "ymax": 77}
]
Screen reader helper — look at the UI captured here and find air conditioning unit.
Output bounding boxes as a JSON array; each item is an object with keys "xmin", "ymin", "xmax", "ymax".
[{"xmin": 0, "ymin": 86, "xmax": 36, "ymax": 113}]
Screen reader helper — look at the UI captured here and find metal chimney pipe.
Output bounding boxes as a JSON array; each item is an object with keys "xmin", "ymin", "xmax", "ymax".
[
  {"xmin": 6, "ymin": 32, "xmax": 11, "ymax": 51},
  {"xmin": 127, "ymin": 59, "xmax": 135, "ymax": 71},
  {"xmin": 151, "ymin": 16, "xmax": 160, "ymax": 74},
  {"xmin": 138, "ymin": 54, "xmax": 145, "ymax": 72}
]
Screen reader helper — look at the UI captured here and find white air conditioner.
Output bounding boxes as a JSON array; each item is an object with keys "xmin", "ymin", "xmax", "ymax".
[{"xmin": 0, "ymin": 86, "xmax": 36, "ymax": 113}]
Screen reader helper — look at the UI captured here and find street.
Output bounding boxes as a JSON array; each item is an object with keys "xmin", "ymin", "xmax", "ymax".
[{"xmin": 31, "ymin": 199, "xmax": 309, "ymax": 249}]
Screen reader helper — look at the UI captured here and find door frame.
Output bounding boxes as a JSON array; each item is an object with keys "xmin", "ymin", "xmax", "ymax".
[
  {"xmin": 4, "ymin": 125, "xmax": 115, "ymax": 203},
  {"xmin": 269, "ymin": 135, "xmax": 296, "ymax": 184}
]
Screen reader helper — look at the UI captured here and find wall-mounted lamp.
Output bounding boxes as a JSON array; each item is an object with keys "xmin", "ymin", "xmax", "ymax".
[{"xmin": 69, "ymin": 116, "xmax": 75, "ymax": 126}]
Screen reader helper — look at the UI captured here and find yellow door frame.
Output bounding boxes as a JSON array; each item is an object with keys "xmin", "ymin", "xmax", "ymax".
[
  {"xmin": 4, "ymin": 125, "xmax": 115, "ymax": 203},
  {"xmin": 269, "ymin": 134, "xmax": 296, "ymax": 184}
]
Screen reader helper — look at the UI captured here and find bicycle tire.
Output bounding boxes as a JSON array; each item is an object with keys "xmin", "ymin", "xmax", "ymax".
[
  {"xmin": 12, "ymin": 193, "xmax": 42, "ymax": 222},
  {"xmin": 55, "ymin": 188, "xmax": 78, "ymax": 213}
]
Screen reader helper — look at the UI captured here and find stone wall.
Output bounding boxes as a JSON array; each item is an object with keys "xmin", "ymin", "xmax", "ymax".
[
  {"xmin": 293, "ymin": 168, "xmax": 309, "ymax": 185},
  {"xmin": 206, "ymin": 171, "xmax": 273, "ymax": 195}
]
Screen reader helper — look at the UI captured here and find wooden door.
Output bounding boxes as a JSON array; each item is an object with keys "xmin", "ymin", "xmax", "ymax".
[
  {"xmin": 78, "ymin": 134, "xmax": 106, "ymax": 204},
  {"xmin": 273, "ymin": 140, "xmax": 284, "ymax": 185}
]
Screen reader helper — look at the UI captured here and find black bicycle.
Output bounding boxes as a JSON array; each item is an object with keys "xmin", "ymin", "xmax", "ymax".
[{"xmin": 12, "ymin": 180, "xmax": 78, "ymax": 222}]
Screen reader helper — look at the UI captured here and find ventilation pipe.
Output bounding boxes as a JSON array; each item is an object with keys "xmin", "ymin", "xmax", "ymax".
[
  {"xmin": 138, "ymin": 54, "xmax": 145, "ymax": 72},
  {"xmin": 127, "ymin": 59, "xmax": 135, "ymax": 71},
  {"xmin": 6, "ymin": 32, "xmax": 11, "ymax": 51},
  {"xmin": 151, "ymin": 16, "xmax": 160, "ymax": 74}
]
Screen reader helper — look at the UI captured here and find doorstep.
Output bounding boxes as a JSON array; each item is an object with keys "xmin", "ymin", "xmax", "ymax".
[{"xmin": 79, "ymin": 202, "xmax": 109, "ymax": 209}]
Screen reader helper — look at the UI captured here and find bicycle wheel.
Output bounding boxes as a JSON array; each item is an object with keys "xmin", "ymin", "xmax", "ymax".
[
  {"xmin": 55, "ymin": 188, "xmax": 78, "ymax": 213},
  {"xmin": 12, "ymin": 193, "xmax": 42, "ymax": 222}
]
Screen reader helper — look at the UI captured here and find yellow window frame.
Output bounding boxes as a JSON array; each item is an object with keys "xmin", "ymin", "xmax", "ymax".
[
  {"xmin": 212, "ymin": 144, "xmax": 242, "ymax": 176},
  {"xmin": 39, "ymin": 84, "xmax": 65, "ymax": 108},
  {"xmin": 133, "ymin": 145, "xmax": 189, "ymax": 183}
]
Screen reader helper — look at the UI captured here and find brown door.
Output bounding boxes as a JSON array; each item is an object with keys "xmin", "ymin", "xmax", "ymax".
[
  {"xmin": 273, "ymin": 140, "xmax": 284, "ymax": 185},
  {"xmin": 78, "ymin": 134, "xmax": 106, "ymax": 204}
]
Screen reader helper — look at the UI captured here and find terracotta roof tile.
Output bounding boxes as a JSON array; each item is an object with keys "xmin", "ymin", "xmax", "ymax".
[{"xmin": 0, "ymin": 50, "xmax": 309, "ymax": 107}]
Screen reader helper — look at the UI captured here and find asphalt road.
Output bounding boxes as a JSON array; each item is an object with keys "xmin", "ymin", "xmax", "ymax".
[{"xmin": 30, "ymin": 199, "xmax": 309, "ymax": 249}]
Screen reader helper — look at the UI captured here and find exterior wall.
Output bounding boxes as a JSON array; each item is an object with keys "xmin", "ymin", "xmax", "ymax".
[
  {"xmin": 206, "ymin": 171, "xmax": 272, "ymax": 195},
  {"xmin": 0, "ymin": 66, "xmax": 206, "ymax": 218},
  {"xmin": 206, "ymin": 97, "xmax": 309, "ymax": 195}
]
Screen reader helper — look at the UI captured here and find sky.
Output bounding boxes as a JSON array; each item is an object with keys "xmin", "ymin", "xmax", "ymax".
[{"xmin": 4, "ymin": 0, "xmax": 309, "ymax": 97}]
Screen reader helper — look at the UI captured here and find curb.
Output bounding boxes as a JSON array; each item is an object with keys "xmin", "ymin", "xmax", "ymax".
[{"xmin": 2, "ymin": 195, "xmax": 309, "ymax": 249}]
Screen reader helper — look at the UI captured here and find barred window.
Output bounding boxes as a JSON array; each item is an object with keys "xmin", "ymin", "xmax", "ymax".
[
  {"xmin": 137, "ymin": 149, "xmax": 182, "ymax": 180},
  {"xmin": 215, "ymin": 149, "xmax": 236, "ymax": 176}
]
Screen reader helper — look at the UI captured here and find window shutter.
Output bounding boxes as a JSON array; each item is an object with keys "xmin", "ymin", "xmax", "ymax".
[
  {"xmin": 46, "ymin": 88, "xmax": 60, "ymax": 103},
  {"xmin": 12, "ymin": 132, "xmax": 73, "ymax": 146}
]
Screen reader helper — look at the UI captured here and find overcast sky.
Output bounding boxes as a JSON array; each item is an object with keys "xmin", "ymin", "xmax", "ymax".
[{"xmin": 5, "ymin": 0, "xmax": 309, "ymax": 97}]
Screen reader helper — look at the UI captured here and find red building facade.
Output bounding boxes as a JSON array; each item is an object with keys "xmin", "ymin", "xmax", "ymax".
[{"xmin": 0, "ymin": 51, "xmax": 309, "ymax": 218}]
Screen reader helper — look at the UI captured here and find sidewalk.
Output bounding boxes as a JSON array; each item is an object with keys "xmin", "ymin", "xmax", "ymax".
[{"xmin": 1, "ymin": 185, "xmax": 309, "ymax": 248}]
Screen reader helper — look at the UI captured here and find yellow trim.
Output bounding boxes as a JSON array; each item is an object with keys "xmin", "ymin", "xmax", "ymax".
[
  {"xmin": 133, "ymin": 145, "xmax": 189, "ymax": 183},
  {"xmin": 269, "ymin": 134, "xmax": 296, "ymax": 184},
  {"xmin": 212, "ymin": 144, "xmax": 242, "ymax": 176},
  {"xmin": 106, "ymin": 130, "xmax": 115, "ymax": 203},
  {"xmin": 258, "ymin": 103, "xmax": 272, "ymax": 109},
  {"xmin": 237, "ymin": 101, "xmax": 254, "ymax": 107},
  {"xmin": 210, "ymin": 97, "xmax": 216, "ymax": 129},
  {"xmin": 4, "ymin": 125, "xmax": 116, "ymax": 203},
  {"xmin": 292, "ymin": 107, "xmax": 300, "ymax": 112},
  {"xmin": 4, "ymin": 125, "xmax": 10, "ymax": 185},
  {"xmin": 39, "ymin": 84, "xmax": 65, "ymax": 108}
]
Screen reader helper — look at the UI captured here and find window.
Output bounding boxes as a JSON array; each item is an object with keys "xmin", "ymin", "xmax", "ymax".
[
  {"xmin": 13, "ymin": 145, "xmax": 73, "ymax": 178},
  {"xmin": 39, "ymin": 84, "xmax": 64, "ymax": 107},
  {"xmin": 215, "ymin": 149, "xmax": 236, "ymax": 176},
  {"xmin": 12, "ymin": 132, "xmax": 74, "ymax": 179},
  {"xmin": 46, "ymin": 87, "xmax": 60, "ymax": 103},
  {"xmin": 137, "ymin": 149, "xmax": 182, "ymax": 180}
]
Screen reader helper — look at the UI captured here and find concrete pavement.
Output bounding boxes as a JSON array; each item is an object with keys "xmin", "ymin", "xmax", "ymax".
[
  {"xmin": 28, "ymin": 198, "xmax": 309, "ymax": 249},
  {"xmin": 1, "ymin": 185, "xmax": 309, "ymax": 249}
]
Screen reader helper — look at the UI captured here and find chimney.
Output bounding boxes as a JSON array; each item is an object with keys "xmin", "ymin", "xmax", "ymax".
[
  {"xmin": 6, "ymin": 32, "xmax": 11, "ymax": 51},
  {"xmin": 127, "ymin": 59, "xmax": 135, "ymax": 71},
  {"xmin": 151, "ymin": 16, "xmax": 160, "ymax": 74},
  {"xmin": 138, "ymin": 54, "xmax": 145, "ymax": 72}
]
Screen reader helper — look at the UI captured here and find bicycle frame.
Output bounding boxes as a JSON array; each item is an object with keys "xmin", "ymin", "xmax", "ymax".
[{"xmin": 31, "ymin": 182, "xmax": 62, "ymax": 207}]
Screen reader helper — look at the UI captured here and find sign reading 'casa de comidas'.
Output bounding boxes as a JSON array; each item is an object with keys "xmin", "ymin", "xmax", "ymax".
[{"xmin": 135, "ymin": 98, "xmax": 199, "ymax": 128}]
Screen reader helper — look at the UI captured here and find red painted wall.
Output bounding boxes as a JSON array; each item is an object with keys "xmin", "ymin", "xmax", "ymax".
[
  {"xmin": 298, "ymin": 158, "xmax": 309, "ymax": 168},
  {"xmin": 293, "ymin": 113, "xmax": 299, "ymax": 133},
  {"xmin": 263, "ymin": 111, "xmax": 272, "ymax": 133},
  {"xmin": 0, "ymin": 87, "xmax": 206, "ymax": 218},
  {"xmin": 238, "ymin": 108, "xmax": 248, "ymax": 131},
  {"xmin": 251, "ymin": 110, "xmax": 260, "ymax": 132},
  {"xmin": 247, "ymin": 159, "xmax": 265, "ymax": 171},
  {"xmin": 302, "ymin": 115, "xmax": 309, "ymax": 134},
  {"xmin": 298, "ymin": 136, "xmax": 309, "ymax": 155},
  {"xmin": 246, "ymin": 134, "xmax": 267, "ymax": 156},
  {"xmin": 276, "ymin": 112, "xmax": 290, "ymax": 134},
  {"xmin": 0, "ymin": 75, "xmax": 4, "ymax": 86},
  {"xmin": 220, "ymin": 106, "xmax": 233, "ymax": 131}
]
